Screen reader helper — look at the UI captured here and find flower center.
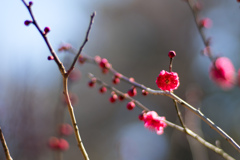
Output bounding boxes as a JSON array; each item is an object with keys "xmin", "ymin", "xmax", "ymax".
[{"xmin": 165, "ymin": 79, "xmax": 170, "ymax": 84}]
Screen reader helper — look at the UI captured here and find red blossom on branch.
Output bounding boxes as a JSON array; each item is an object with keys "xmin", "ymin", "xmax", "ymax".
[
  {"xmin": 156, "ymin": 70, "xmax": 180, "ymax": 91},
  {"xmin": 209, "ymin": 57, "xmax": 235, "ymax": 89},
  {"xmin": 141, "ymin": 111, "xmax": 167, "ymax": 135}
]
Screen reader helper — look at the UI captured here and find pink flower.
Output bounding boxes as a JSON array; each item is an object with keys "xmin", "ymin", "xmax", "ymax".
[
  {"xmin": 209, "ymin": 57, "xmax": 235, "ymax": 89},
  {"xmin": 142, "ymin": 111, "xmax": 167, "ymax": 135},
  {"xmin": 156, "ymin": 70, "xmax": 180, "ymax": 91}
]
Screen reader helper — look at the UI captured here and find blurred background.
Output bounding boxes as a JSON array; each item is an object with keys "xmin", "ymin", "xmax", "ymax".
[{"xmin": 0, "ymin": 0, "xmax": 240, "ymax": 159}]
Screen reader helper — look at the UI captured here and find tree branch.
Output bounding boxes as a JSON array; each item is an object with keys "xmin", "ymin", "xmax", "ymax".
[{"xmin": 0, "ymin": 127, "xmax": 13, "ymax": 160}]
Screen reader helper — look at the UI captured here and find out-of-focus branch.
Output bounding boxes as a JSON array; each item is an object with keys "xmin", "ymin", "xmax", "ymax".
[
  {"xmin": 186, "ymin": 0, "xmax": 214, "ymax": 61},
  {"xmin": 0, "ymin": 127, "xmax": 13, "ymax": 160}
]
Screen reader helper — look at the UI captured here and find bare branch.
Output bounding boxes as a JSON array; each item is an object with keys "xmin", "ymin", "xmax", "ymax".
[
  {"xmin": 0, "ymin": 127, "xmax": 13, "ymax": 160},
  {"xmin": 67, "ymin": 12, "xmax": 96, "ymax": 76}
]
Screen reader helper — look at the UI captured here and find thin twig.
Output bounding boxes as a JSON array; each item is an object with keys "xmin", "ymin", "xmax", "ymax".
[
  {"xmin": 67, "ymin": 12, "xmax": 96, "ymax": 75},
  {"xmin": 173, "ymin": 99, "xmax": 187, "ymax": 132},
  {"xmin": 0, "ymin": 127, "xmax": 13, "ymax": 160},
  {"xmin": 169, "ymin": 57, "xmax": 187, "ymax": 132},
  {"xmin": 88, "ymin": 73, "xmax": 235, "ymax": 160}
]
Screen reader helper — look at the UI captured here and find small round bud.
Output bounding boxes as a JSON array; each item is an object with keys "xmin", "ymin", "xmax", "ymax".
[
  {"xmin": 126, "ymin": 101, "xmax": 135, "ymax": 110},
  {"xmin": 99, "ymin": 86, "xmax": 107, "ymax": 93},
  {"xmin": 24, "ymin": 20, "xmax": 32, "ymax": 26},
  {"xmin": 44, "ymin": 27, "xmax": 51, "ymax": 34},
  {"xmin": 118, "ymin": 94, "xmax": 127, "ymax": 101},
  {"xmin": 109, "ymin": 93, "xmax": 118, "ymax": 103},
  {"xmin": 99, "ymin": 58, "xmax": 108, "ymax": 68},
  {"xmin": 168, "ymin": 50, "xmax": 176, "ymax": 58},
  {"xmin": 129, "ymin": 77, "xmax": 135, "ymax": 82},
  {"xmin": 78, "ymin": 55, "xmax": 86, "ymax": 64},
  {"xmin": 94, "ymin": 55, "xmax": 101, "ymax": 63},
  {"xmin": 102, "ymin": 68, "xmax": 109, "ymax": 74},
  {"xmin": 138, "ymin": 113, "xmax": 144, "ymax": 121},
  {"xmin": 48, "ymin": 56, "xmax": 54, "ymax": 60},
  {"xmin": 114, "ymin": 73, "xmax": 122, "ymax": 79},
  {"xmin": 142, "ymin": 90, "xmax": 148, "ymax": 96},
  {"xmin": 128, "ymin": 87, "xmax": 137, "ymax": 97},
  {"xmin": 88, "ymin": 78, "xmax": 96, "ymax": 87},
  {"xmin": 112, "ymin": 77, "xmax": 120, "ymax": 84},
  {"xmin": 29, "ymin": 1, "xmax": 33, "ymax": 6}
]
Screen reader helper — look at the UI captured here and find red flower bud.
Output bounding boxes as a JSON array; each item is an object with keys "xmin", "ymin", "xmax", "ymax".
[
  {"xmin": 126, "ymin": 101, "xmax": 135, "ymax": 110},
  {"xmin": 44, "ymin": 27, "xmax": 51, "ymax": 34},
  {"xmin": 128, "ymin": 87, "xmax": 137, "ymax": 97},
  {"xmin": 24, "ymin": 20, "xmax": 32, "ymax": 26},
  {"xmin": 48, "ymin": 56, "xmax": 54, "ymax": 60},
  {"xmin": 168, "ymin": 50, "xmax": 176, "ymax": 58},
  {"xmin": 29, "ymin": 1, "xmax": 33, "ymax": 6}
]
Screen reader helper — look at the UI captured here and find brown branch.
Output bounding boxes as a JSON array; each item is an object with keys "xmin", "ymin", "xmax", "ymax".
[
  {"xmin": 173, "ymin": 99, "xmax": 187, "ymax": 132},
  {"xmin": 63, "ymin": 78, "xmax": 89, "ymax": 160},
  {"xmin": 67, "ymin": 12, "xmax": 96, "ymax": 75},
  {"xmin": 0, "ymin": 127, "xmax": 13, "ymax": 160}
]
